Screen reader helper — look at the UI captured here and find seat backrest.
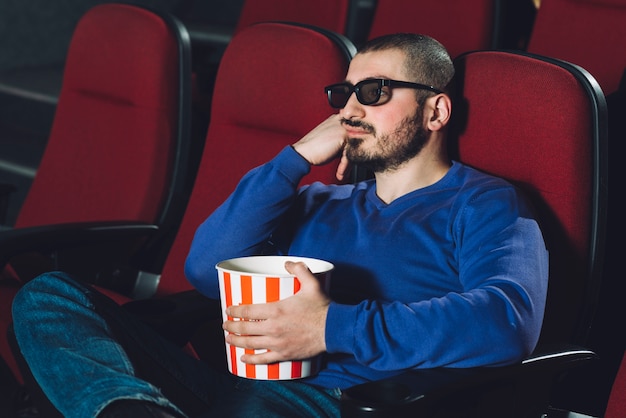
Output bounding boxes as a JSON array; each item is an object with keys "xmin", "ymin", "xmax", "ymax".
[
  {"xmin": 153, "ymin": 22, "xmax": 356, "ymax": 296},
  {"xmin": 449, "ymin": 50, "xmax": 608, "ymax": 347},
  {"xmin": 526, "ymin": 0, "xmax": 626, "ymax": 95},
  {"xmin": 182, "ymin": 0, "xmax": 357, "ymax": 173},
  {"xmin": 13, "ymin": 3, "xmax": 193, "ymax": 235},
  {"xmin": 366, "ymin": 0, "xmax": 503, "ymax": 57}
]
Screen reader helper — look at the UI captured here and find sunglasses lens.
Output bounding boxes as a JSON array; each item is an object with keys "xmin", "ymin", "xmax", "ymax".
[
  {"xmin": 326, "ymin": 80, "xmax": 389, "ymax": 108},
  {"xmin": 327, "ymin": 85, "xmax": 351, "ymax": 108},
  {"xmin": 358, "ymin": 81, "xmax": 382, "ymax": 105}
]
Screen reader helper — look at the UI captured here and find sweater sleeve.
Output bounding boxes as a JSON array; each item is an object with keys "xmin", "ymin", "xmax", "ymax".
[
  {"xmin": 325, "ymin": 186, "xmax": 549, "ymax": 370},
  {"xmin": 184, "ymin": 146, "xmax": 311, "ymax": 298}
]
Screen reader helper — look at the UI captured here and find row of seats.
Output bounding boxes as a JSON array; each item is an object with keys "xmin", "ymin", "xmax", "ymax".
[
  {"xmin": 0, "ymin": 0, "xmax": 624, "ymax": 416},
  {"xmin": 226, "ymin": 0, "xmax": 626, "ymax": 96},
  {"xmin": 185, "ymin": 0, "xmax": 520, "ymax": 155},
  {"xmin": 182, "ymin": 0, "xmax": 526, "ymax": 57},
  {"xmin": 187, "ymin": 0, "xmax": 626, "ymax": 108}
]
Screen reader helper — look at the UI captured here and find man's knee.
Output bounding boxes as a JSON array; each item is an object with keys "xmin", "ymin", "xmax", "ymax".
[{"xmin": 12, "ymin": 271, "xmax": 85, "ymax": 320}]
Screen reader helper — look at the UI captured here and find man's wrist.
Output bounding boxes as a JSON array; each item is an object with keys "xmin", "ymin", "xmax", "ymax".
[{"xmin": 290, "ymin": 144, "xmax": 312, "ymax": 165}]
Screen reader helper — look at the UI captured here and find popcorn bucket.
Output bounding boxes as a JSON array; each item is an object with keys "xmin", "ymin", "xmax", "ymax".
[{"xmin": 216, "ymin": 256, "xmax": 333, "ymax": 380}]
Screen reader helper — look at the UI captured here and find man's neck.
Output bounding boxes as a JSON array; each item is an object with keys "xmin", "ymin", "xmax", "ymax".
[{"xmin": 374, "ymin": 154, "xmax": 451, "ymax": 204}]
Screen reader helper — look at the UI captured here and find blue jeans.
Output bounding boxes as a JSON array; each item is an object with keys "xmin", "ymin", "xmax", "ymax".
[{"xmin": 12, "ymin": 272, "xmax": 341, "ymax": 417}]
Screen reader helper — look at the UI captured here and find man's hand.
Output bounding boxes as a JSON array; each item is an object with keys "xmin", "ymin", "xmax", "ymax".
[
  {"xmin": 223, "ymin": 261, "xmax": 330, "ymax": 364},
  {"xmin": 292, "ymin": 114, "xmax": 351, "ymax": 181}
]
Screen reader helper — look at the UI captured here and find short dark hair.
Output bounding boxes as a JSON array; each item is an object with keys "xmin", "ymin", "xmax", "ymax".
[{"xmin": 358, "ymin": 33, "xmax": 454, "ymax": 93}]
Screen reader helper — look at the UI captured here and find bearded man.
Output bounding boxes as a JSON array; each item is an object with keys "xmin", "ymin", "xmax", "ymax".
[{"xmin": 13, "ymin": 33, "xmax": 548, "ymax": 417}]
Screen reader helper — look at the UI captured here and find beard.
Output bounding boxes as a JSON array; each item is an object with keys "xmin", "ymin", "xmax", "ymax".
[{"xmin": 342, "ymin": 107, "xmax": 430, "ymax": 173}]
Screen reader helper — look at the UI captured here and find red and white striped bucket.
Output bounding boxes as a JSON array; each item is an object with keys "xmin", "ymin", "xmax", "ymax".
[{"xmin": 216, "ymin": 256, "xmax": 333, "ymax": 380}]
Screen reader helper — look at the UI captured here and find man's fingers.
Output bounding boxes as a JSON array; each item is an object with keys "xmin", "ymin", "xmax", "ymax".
[
  {"xmin": 226, "ymin": 302, "xmax": 273, "ymax": 320},
  {"xmin": 240, "ymin": 350, "xmax": 283, "ymax": 365},
  {"xmin": 224, "ymin": 334, "xmax": 290, "ymax": 364},
  {"xmin": 284, "ymin": 261, "xmax": 316, "ymax": 286},
  {"xmin": 336, "ymin": 149, "xmax": 351, "ymax": 181},
  {"xmin": 225, "ymin": 332, "xmax": 267, "ymax": 349}
]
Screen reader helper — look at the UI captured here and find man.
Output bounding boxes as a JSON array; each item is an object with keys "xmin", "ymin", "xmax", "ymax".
[{"xmin": 12, "ymin": 33, "xmax": 548, "ymax": 417}]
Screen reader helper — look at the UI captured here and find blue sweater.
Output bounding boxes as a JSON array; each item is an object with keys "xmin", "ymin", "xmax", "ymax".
[{"xmin": 185, "ymin": 146, "xmax": 548, "ymax": 389}]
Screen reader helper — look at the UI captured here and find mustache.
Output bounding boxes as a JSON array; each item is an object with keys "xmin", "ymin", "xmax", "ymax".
[{"xmin": 340, "ymin": 118, "xmax": 375, "ymax": 134}]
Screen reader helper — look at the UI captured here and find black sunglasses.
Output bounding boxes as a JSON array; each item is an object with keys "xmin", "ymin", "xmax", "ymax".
[{"xmin": 324, "ymin": 78, "xmax": 444, "ymax": 109}]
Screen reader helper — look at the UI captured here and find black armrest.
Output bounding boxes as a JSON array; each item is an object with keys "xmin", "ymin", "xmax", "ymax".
[
  {"xmin": 0, "ymin": 221, "xmax": 158, "ymax": 268},
  {"xmin": 340, "ymin": 344, "xmax": 597, "ymax": 418}
]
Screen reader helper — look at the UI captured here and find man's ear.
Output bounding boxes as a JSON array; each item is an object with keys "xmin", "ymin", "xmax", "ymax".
[{"xmin": 426, "ymin": 94, "xmax": 452, "ymax": 131}]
